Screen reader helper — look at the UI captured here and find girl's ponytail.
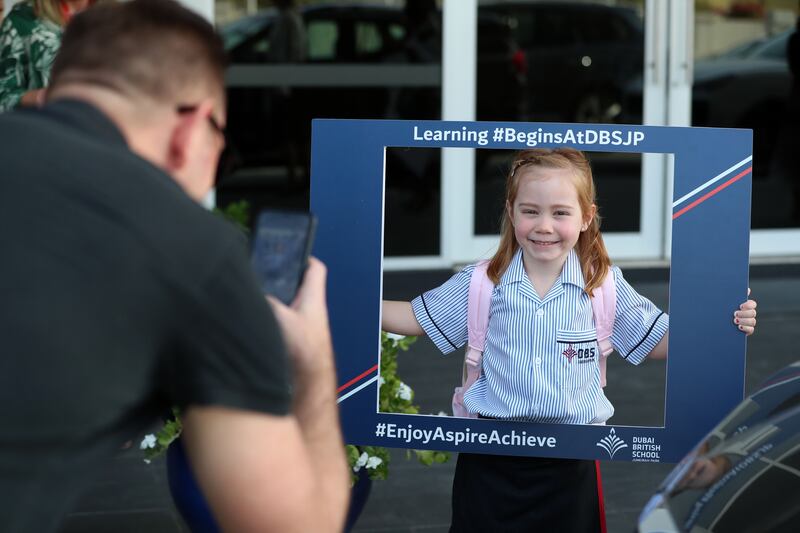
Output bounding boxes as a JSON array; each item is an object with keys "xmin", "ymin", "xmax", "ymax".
[{"xmin": 577, "ymin": 211, "xmax": 611, "ymax": 296}]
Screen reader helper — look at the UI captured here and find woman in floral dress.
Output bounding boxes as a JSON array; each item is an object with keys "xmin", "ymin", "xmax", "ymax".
[{"xmin": 0, "ymin": 0, "xmax": 96, "ymax": 111}]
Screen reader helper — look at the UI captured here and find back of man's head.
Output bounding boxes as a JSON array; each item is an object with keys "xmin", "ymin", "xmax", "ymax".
[{"xmin": 49, "ymin": 0, "xmax": 226, "ymax": 107}]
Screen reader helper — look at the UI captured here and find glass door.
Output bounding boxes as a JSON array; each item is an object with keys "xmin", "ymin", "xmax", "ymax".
[
  {"xmin": 691, "ymin": 0, "xmax": 800, "ymax": 256},
  {"xmin": 447, "ymin": 0, "xmax": 671, "ymax": 265}
]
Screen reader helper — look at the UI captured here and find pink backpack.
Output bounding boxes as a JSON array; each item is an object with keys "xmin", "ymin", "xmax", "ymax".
[{"xmin": 452, "ymin": 260, "xmax": 617, "ymax": 418}]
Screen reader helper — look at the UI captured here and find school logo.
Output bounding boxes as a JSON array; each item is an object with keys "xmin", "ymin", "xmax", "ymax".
[
  {"xmin": 562, "ymin": 344, "xmax": 577, "ymax": 362},
  {"xmin": 596, "ymin": 428, "xmax": 628, "ymax": 459}
]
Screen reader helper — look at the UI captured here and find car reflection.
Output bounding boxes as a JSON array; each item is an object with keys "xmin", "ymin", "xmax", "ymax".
[
  {"xmin": 622, "ymin": 30, "xmax": 792, "ymax": 178},
  {"xmin": 220, "ymin": 3, "xmax": 526, "ymax": 176},
  {"xmin": 480, "ymin": 0, "xmax": 644, "ymax": 124},
  {"xmin": 638, "ymin": 361, "xmax": 800, "ymax": 532}
]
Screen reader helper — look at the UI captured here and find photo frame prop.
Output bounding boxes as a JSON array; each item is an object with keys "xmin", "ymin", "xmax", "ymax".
[{"xmin": 311, "ymin": 120, "xmax": 752, "ymax": 462}]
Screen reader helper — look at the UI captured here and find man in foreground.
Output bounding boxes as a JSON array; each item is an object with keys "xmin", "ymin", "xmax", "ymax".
[{"xmin": 0, "ymin": 1, "xmax": 349, "ymax": 531}]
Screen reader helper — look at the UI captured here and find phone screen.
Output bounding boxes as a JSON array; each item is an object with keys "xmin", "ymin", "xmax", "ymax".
[{"xmin": 250, "ymin": 209, "xmax": 316, "ymax": 305}]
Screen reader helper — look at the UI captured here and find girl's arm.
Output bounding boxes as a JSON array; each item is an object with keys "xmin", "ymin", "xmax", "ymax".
[
  {"xmin": 648, "ymin": 332, "xmax": 669, "ymax": 360},
  {"xmin": 382, "ymin": 300, "xmax": 425, "ymax": 336}
]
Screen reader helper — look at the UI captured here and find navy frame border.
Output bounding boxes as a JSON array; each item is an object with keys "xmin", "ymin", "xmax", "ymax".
[{"xmin": 311, "ymin": 119, "xmax": 752, "ymax": 463}]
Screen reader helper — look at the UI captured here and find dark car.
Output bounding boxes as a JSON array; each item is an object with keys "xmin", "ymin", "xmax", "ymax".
[
  {"xmin": 693, "ymin": 31, "xmax": 792, "ymax": 177},
  {"xmin": 220, "ymin": 4, "xmax": 526, "ymax": 173},
  {"xmin": 479, "ymin": 0, "xmax": 645, "ymax": 123},
  {"xmin": 621, "ymin": 30, "xmax": 793, "ymax": 176},
  {"xmin": 637, "ymin": 361, "xmax": 800, "ymax": 532},
  {"xmin": 693, "ymin": 30, "xmax": 791, "ymax": 111}
]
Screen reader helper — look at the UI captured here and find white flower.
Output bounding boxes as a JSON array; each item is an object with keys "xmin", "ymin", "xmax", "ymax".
[
  {"xmin": 378, "ymin": 375, "xmax": 385, "ymax": 386},
  {"xmin": 143, "ymin": 458, "xmax": 152, "ymax": 465},
  {"xmin": 353, "ymin": 451, "xmax": 369, "ymax": 472},
  {"xmin": 437, "ymin": 411, "xmax": 448, "ymax": 417},
  {"xmin": 386, "ymin": 333, "xmax": 406, "ymax": 342},
  {"xmin": 366, "ymin": 456, "xmax": 383, "ymax": 469},
  {"xmin": 396, "ymin": 382, "xmax": 412, "ymax": 401},
  {"xmin": 140, "ymin": 434, "xmax": 157, "ymax": 450}
]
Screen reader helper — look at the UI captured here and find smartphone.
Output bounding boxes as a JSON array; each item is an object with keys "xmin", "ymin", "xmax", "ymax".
[{"xmin": 250, "ymin": 209, "xmax": 317, "ymax": 305}]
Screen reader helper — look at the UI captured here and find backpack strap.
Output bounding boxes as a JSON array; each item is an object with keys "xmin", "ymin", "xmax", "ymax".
[
  {"xmin": 590, "ymin": 269, "xmax": 617, "ymax": 388},
  {"xmin": 452, "ymin": 260, "xmax": 492, "ymax": 418},
  {"xmin": 467, "ymin": 260, "xmax": 493, "ymax": 361}
]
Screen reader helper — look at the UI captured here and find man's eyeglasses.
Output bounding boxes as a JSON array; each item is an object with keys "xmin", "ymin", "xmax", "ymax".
[
  {"xmin": 175, "ymin": 104, "xmax": 239, "ymax": 179},
  {"xmin": 176, "ymin": 104, "xmax": 226, "ymax": 139}
]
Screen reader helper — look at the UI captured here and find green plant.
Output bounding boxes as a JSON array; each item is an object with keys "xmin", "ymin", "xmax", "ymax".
[
  {"xmin": 213, "ymin": 200, "xmax": 250, "ymax": 231},
  {"xmin": 346, "ymin": 333, "xmax": 450, "ymax": 485},
  {"xmin": 140, "ymin": 407, "xmax": 182, "ymax": 463}
]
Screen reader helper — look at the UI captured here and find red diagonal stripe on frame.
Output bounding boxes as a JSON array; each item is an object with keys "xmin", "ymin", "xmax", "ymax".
[
  {"xmin": 337, "ymin": 364, "xmax": 379, "ymax": 393},
  {"xmin": 672, "ymin": 167, "xmax": 752, "ymax": 220}
]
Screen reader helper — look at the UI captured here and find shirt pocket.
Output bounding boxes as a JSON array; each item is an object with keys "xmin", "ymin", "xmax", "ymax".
[{"xmin": 556, "ymin": 327, "xmax": 599, "ymax": 391}]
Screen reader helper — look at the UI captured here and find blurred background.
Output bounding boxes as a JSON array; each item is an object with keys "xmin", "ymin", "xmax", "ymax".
[
  {"xmin": 3, "ymin": 0, "xmax": 795, "ymax": 262},
  {"xmin": 183, "ymin": 0, "xmax": 800, "ymax": 268}
]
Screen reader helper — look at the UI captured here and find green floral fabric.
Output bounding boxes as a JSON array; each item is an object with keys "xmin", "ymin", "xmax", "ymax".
[{"xmin": 0, "ymin": 1, "xmax": 62, "ymax": 111}]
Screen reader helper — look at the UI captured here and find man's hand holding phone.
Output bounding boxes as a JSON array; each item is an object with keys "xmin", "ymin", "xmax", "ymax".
[
  {"xmin": 250, "ymin": 209, "xmax": 332, "ymax": 376},
  {"xmin": 267, "ymin": 257, "xmax": 334, "ymax": 376},
  {"xmin": 250, "ymin": 209, "xmax": 316, "ymax": 305},
  {"xmin": 249, "ymin": 213, "xmax": 348, "ymax": 529}
]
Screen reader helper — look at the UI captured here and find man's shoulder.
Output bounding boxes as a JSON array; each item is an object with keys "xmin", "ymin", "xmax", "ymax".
[{"xmin": 2, "ymin": 103, "xmax": 244, "ymax": 278}]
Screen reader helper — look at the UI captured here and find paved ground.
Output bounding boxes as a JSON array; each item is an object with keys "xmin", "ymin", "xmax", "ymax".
[{"xmin": 59, "ymin": 265, "xmax": 800, "ymax": 532}]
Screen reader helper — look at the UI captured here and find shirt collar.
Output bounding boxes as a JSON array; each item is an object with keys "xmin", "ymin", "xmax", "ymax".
[
  {"xmin": 500, "ymin": 249, "xmax": 529, "ymax": 286},
  {"xmin": 39, "ymin": 99, "xmax": 128, "ymax": 148},
  {"xmin": 33, "ymin": 99, "xmax": 184, "ymax": 195},
  {"xmin": 561, "ymin": 249, "xmax": 586, "ymax": 289},
  {"xmin": 499, "ymin": 248, "xmax": 586, "ymax": 289}
]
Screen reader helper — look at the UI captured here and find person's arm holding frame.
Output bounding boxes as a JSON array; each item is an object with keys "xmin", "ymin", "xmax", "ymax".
[
  {"xmin": 382, "ymin": 300, "xmax": 425, "ymax": 336},
  {"xmin": 181, "ymin": 259, "xmax": 350, "ymax": 532}
]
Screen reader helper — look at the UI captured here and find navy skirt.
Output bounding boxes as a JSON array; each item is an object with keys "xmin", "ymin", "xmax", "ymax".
[{"xmin": 450, "ymin": 453, "xmax": 605, "ymax": 533}]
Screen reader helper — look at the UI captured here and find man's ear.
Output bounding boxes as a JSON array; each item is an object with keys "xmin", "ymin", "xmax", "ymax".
[{"xmin": 165, "ymin": 101, "xmax": 213, "ymax": 173}]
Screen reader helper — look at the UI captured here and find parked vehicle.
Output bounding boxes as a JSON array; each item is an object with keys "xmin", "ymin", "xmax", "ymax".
[
  {"xmin": 638, "ymin": 361, "xmax": 800, "ymax": 532},
  {"xmin": 621, "ymin": 30, "xmax": 794, "ymax": 177},
  {"xmin": 696, "ymin": 30, "xmax": 792, "ymax": 172},
  {"xmin": 479, "ymin": 0, "xmax": 645, "ymax": 123}
]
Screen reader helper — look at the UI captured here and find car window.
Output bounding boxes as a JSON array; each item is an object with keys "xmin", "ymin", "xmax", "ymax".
[
  {"xmin": 222, "ymin": 13, "xmax": 272, "ymax": 51},
  {"xmin": 227, "ymin": 26, "xmax": 272, "ymax": 62},
  {"xmin": 355, "ymin": 22, "xmax": 383, "ymax": 56},
  {"xmin": 388, "ymin": 23, "xmax": 405, "ymax": 42},
  {"xmin": 308, "ymin": 20, "xmax": 338, "ymax": 61}
]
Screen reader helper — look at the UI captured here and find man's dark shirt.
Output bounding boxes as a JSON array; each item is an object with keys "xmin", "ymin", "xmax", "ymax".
[{"xmin": 0, "ymin": 100, "xmax": 291, "ymax": 532}]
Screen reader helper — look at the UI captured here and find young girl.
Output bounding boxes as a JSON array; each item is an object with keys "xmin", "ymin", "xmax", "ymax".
[{"xmin": 382, "ymin": 148, "xmax": 757, "ymax": 532}]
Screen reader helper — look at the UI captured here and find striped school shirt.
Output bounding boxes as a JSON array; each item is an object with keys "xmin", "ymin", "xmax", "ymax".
[{"xmin": 411, "ymin": 248, "xmax": 669, "ymax": 424}]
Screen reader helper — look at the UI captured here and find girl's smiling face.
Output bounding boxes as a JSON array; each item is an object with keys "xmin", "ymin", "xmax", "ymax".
[{"xmin": 508, "ymin": 166, "xmax": 595, "ymax": 273}]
